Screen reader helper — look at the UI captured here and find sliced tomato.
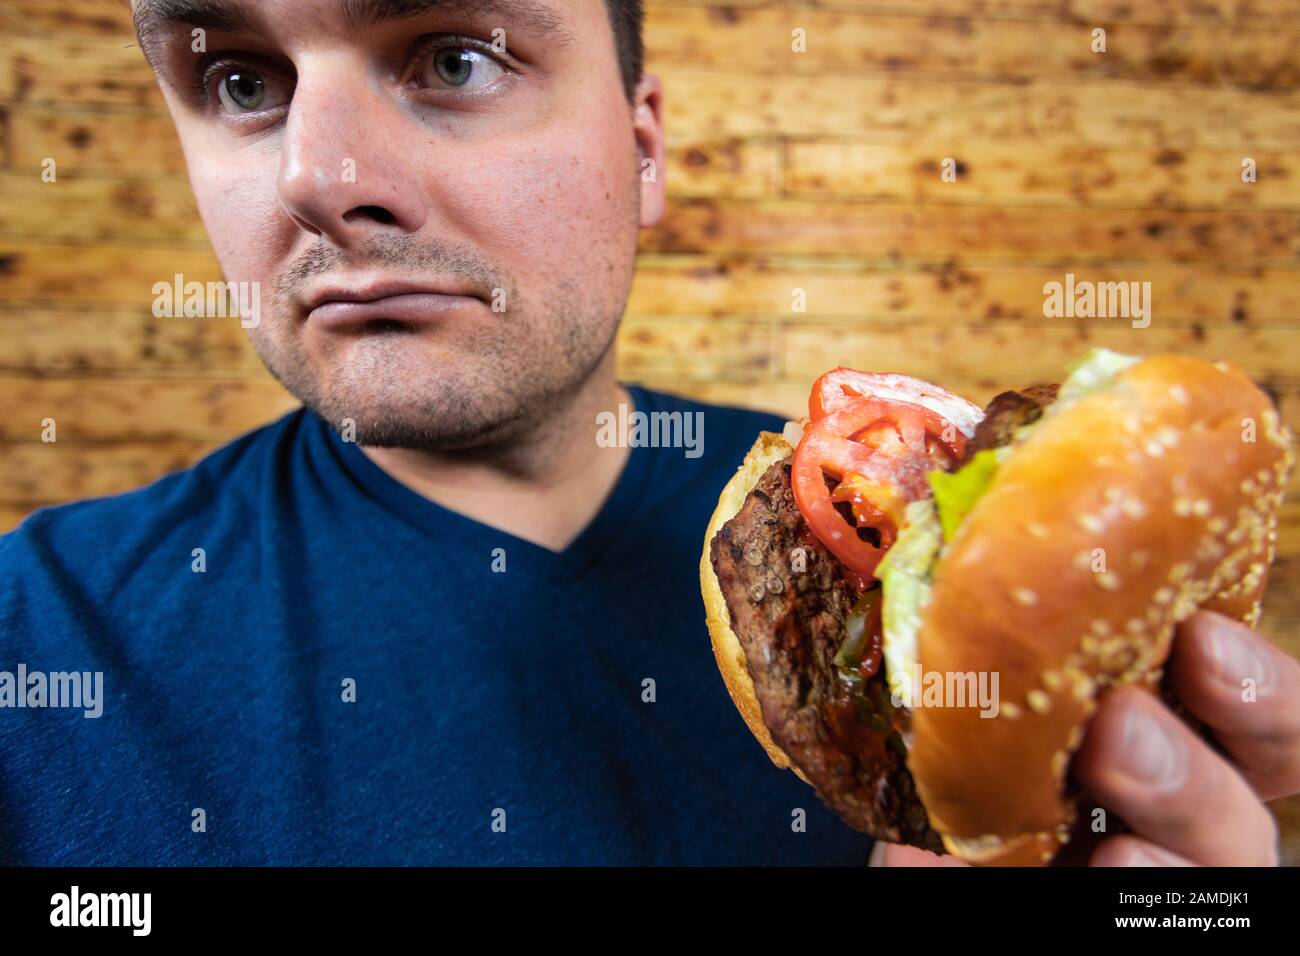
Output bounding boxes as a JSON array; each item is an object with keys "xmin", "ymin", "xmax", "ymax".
[
  {"xmin": 809, "ymin": 368, "xmax": 982, "ymax": 447},
  {"xmin": 812, "ymin": 369, "xmax": 888, "ymax": 419},
  {"xmin": 792, "ymin": 396, "xmax": 965, "ymax": 587}
]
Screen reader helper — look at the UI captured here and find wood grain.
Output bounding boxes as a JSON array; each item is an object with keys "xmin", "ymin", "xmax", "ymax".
[{"xmin": 646, "ymin": 4, "xmax": 1300, "ymax": 87}]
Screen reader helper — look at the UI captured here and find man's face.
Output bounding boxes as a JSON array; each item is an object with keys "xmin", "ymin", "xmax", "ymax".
[{"xmin": 136, "ymin": 0, "xmax": 663, "ymax": 448}]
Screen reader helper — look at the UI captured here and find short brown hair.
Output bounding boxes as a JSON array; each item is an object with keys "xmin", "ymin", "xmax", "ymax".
[{"xmin": 604, "ymin": 0, "xmax": 644, "ymax": 103}]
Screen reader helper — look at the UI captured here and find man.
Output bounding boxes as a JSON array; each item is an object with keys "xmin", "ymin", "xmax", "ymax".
[{"xmin": 0, "ymin": 0, "xmax": 1296, "ymax": 866}]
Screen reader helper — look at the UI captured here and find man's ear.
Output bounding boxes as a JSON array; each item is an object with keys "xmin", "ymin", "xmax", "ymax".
[{"xmin": 631, "ymin": 73, "xmax": 665, "ymax": 229}]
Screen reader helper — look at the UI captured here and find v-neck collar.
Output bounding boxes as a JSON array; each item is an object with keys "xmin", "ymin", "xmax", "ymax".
[{"xmin": 312, "ymin": 383, "xmax": 657, "ymax": 578}]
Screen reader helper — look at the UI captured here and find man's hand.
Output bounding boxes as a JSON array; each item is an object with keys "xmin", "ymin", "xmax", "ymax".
[{"xmin": 873, "ymin": 609, "xmax": 1300, "ymax": 867}]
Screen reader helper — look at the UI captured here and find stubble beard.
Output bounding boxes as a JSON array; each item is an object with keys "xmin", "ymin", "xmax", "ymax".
[{"xmin": 248, "ymin": 234, "xmax": 633, "ymax": 452}]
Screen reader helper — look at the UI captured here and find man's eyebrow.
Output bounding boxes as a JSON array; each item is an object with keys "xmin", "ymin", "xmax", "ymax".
[
  {"xmin": 340, "ymin": 0, "xmax": 576, "ymax": 45},
  {"xmin": 134, "ymin": 0, "xmax": 577, "ymax": 68},
  {"xmin": 133, "ymin": 0, "xmax": 264, "ymax": 67}
]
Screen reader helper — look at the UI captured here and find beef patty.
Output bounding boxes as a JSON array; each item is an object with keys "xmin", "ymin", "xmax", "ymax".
[
  {"xmin": 709, "ymin": 456, "xmax": 942, "ymax": 850},
  {"xmin": 708, "ymin": 384, "xmax": 1060, "ymax": 853},
  {"xmin": 951, "ymin": 383, "xmax": 1059, "ymax": 467}
]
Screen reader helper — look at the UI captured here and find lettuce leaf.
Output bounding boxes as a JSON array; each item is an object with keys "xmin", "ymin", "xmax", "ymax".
[
  {"xmin": 927, "ymin": 448, "xmax": 999, "ymax": 542},
  {"xmin": 875, "ymin": 497, "xmax": 943, "ymax": 709},
  {"xmin": 1056, "ymin": 347, "xmax": 1141, "ymax": 407}
]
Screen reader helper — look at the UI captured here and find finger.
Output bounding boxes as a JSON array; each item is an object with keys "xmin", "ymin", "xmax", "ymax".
[
  {"xmin": 877, "ymin": 842, "xmax": 972, "ymax": 867},
  {"xmin": 1089, "ymin": 834, "xmax": 1198, "ymax": 867},
  {"xmin": 1072, "ymin": 685, "xmax": 1280, "ymax": 866},
  {"xmin": 1168, "ymin": 610, "xmax": 1300, "ymax": 800}
]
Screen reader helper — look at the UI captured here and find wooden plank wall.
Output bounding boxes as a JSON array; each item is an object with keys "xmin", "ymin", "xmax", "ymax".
[{"xmin": 2, "ymin": 0, "xmax": 1299, "ymax": 862}]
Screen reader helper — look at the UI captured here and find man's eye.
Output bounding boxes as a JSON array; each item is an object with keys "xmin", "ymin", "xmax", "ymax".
[
  {"xmin": 418, "ymin": 45, "xmax": 505, "ymax": 92},
  {"xmin": 214, "ymin": 67, "xmax": 290, "ymax": 115}
]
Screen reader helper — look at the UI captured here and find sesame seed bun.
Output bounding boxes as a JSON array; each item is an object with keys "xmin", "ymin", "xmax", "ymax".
[{"xmin": 910, "ymin": 354, "xmax": 1294, "ymax": 865}]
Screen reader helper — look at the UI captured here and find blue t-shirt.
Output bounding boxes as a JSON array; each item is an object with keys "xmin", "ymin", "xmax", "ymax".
[{"xmin": 0, "ymin": 383, "xmax": 873, "ymax": 865}]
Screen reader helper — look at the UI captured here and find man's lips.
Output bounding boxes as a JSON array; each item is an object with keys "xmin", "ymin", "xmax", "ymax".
[
  {"xmin": 304, "ymin": 281, "xmax": 482, "ymax": 329},
  {"xmin": 310, "ymin": 293, "xmax": 479, "ymax": 328}
]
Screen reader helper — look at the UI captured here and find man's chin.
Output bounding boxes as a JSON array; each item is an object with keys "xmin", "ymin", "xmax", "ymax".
[
  {"xmin": 253, "ymin": 317, "xmax": 612, "ymax": 451},
  {"xmin": 311, "ymin": 326, "xmax": 463, "ymax": 368},
  {"xmin": 302, "ymin": 388, "xmax": 533, "ymax": 452},
  {"xmin": 311, "ymin": 410, "xmax": 486, "ymax": 450}
]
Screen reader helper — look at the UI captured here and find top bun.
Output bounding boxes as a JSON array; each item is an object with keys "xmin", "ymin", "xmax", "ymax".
[{"xmin": 908, "ymin": 355, "xmax": 1295, "ymax": 865}]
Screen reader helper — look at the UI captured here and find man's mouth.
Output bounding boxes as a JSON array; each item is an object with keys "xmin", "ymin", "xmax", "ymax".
[{"xmin": 303, "ymin": 279, "xmax": 483, "ymax": 330}]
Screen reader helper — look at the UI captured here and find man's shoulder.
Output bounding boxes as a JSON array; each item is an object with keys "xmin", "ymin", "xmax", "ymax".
[
  {"xmin": 623, "ymin": 383, "xmax": 792, "ymax": 510},
  {"xmin": 630, "ymin": 382, "xmax": 789, "ymax": 438},
  {"xmin": 0, "ymin": 406, "xmax": 309, "ymax": 574}
]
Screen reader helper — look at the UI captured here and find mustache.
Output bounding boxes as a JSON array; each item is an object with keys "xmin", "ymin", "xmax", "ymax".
[{"xmin": 274, "ymin": 235, "xmax": 506, "ymax": 306}]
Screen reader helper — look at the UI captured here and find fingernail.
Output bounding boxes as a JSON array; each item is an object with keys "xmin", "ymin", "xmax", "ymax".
[
  {"xmin": 1118, "ymin": 705, "xmax": 1183, "ymax": 788},
  {"xmin": 1205, "ymin": 619, "xmax": 1265, "ymax": 687}
]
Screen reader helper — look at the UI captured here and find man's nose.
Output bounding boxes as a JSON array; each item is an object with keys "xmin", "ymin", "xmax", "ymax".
[{"xmin": 276, "ymin": 68, "xmax": 428, "ymax": 247}]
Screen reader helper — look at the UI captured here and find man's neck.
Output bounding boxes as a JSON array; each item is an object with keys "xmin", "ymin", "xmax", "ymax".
[{"xmin": 356, "ymin": 355, "xmax": 635, "ymax": 554}]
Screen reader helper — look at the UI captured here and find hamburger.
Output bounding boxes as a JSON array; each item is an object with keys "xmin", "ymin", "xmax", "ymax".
[{"xmin": 700, "ymin": 348, "xmax": 1294, "ymax": 865}]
